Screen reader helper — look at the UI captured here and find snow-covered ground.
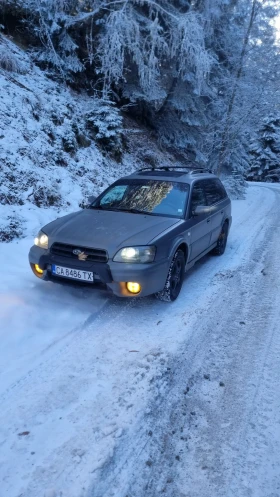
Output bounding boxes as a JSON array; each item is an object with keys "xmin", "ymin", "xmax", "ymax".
[{"xmin": 1, "ymin": 183, "xmax": 280, "ymax": 497}]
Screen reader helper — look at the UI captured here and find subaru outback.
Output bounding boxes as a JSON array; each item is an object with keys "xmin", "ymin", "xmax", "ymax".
[{"xmin": 29, "ymin": 166, "xmax": 232, "ymax": 301}]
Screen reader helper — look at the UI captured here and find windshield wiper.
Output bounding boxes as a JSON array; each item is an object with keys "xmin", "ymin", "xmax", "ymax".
[
  {"xmin": 89, "ymin": 205, "xmax": 121, "ymax": 211},
  {"xmin": 90, "ymin": 206, "xmax": 153, "ymax": 215},
  {"xmin": 117, "ymin": 208, "xmax": 152, "ymax": 215}
]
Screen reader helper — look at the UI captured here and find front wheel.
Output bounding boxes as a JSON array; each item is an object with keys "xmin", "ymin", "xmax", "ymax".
[
  {"xmin": 212, "ymin": 222, "xmax": 228, "ymax": 255},
  {"xmin": 155, "ymin": 249, "xmax": 185, "ymax": 302}
]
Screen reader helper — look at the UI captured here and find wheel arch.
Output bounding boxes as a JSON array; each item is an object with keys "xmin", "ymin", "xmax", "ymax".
[
  {"xmin": 169, "ymin": 240, "xmax": 189, "ymax": 264},
  {"xmin": 222, "ymin": 217, "xmax": 230, "ymax": 232}
]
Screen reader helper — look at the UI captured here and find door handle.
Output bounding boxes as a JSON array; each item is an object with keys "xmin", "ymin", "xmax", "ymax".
[
  {"xmin": 207, "ymin": 218, "xmax": 211, "ymax": 223},
  {"xmin": 221, "ymin": 210, "xmax": 224, "ymax": 214}
]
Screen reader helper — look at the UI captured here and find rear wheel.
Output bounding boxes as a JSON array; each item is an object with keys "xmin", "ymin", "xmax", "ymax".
[
  {"xmin": 155, "ymin": 249, "xmax": 185, "ymax": 302},
  {"xmin": 213, "ymin": 222, "xmax": 228, "ymax": 255}
]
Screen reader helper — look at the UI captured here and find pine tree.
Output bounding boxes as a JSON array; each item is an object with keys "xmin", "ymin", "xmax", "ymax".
[{"xmin": 247, "ymin": 115, "xmax": 280, "ymax": 182}]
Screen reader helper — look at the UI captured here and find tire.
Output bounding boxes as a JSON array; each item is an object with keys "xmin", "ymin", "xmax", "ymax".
[
  {"xmin": 155, "ymin": 249, "xmax": 185, "ymax": 302},
  {"xmin": 212, "ymin": 222, "xmax": 228, "ymax": 256}
]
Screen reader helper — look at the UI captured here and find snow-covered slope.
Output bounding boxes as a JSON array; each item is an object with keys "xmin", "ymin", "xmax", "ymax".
[
  {"xmin": 0, "ymin": 35, "xmax": 178, "ymax": 242},
  {"xmin": 0, "ymin": 35, "xmax": 129, "ymax": 240}
]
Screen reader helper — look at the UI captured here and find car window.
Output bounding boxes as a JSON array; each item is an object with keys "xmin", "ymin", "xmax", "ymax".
[
  {"xmin": 190, "ymin": 182, "xmax": 207, "ymax": 214},
  {"xmin": 215, "ymin": 180, "xmax": 227, "ymax": 200},
  {"xmin": 204, "ymin": 179, "xmax": 227, "ymax": 205},
  {"xmin": 93, "ymin": 179, "xmax": 190, "ymax": 218}
]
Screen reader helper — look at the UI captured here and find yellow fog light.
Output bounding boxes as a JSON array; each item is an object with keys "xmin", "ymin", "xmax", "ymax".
[
  {"xmin": 126, "ymin": 282, "xmax": 141, "ymax": 294},
  {"xmin": 35, "ymin": 264, "xmax": 44, "ymax": 274}
]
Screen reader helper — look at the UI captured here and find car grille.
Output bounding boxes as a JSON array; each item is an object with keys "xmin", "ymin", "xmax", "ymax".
[{"xmin": 50, "ymin": 243, "xmax": 108, "ymax": 263}]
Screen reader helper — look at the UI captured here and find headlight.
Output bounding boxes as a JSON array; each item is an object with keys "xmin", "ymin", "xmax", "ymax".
[
  {"xmin": 113, "ymin": 246, "xmax": 156, "ymax": 263},
  {"xmin": 34, "ymin": 230, "xmax": 48, "ymax": 249}
]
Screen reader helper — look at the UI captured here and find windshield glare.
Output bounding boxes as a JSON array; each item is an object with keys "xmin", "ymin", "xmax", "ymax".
[{"xmin": 92, "ymin": 179, "xmax": 189, "ymax": 218}]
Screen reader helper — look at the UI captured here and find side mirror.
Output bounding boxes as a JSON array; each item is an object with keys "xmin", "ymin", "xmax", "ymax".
[
  {"xmin": 88, "ymin": 195, "xmax": 97, "ymax": 205},
  {"xmin": 80, "ymin": 195, "xmax": 97, "ymax": 209},
  {"xmin": 193, "ymin": 205, "xmax": 212, "ymax": 216}
]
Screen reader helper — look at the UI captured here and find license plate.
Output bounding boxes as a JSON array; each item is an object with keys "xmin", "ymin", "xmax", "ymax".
[{"xmin": 52, "ymin": 265, "xmax": 94, "ymax": 282}]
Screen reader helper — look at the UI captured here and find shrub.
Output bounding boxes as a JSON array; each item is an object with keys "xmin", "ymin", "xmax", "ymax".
[
  {"xmin": 86, "ymin": 98, "xmax": 124, "ymax": 157},
  {"xmin": 0, "ymin": 44, "xmax": 26, "ymax": 73},
  {"xmin": 0, "ymin": 216, "xmax": 23, "ymax": 242}
]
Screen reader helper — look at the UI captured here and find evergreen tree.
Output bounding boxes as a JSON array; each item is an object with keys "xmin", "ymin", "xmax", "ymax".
[{"xmin": 247, "ymin": 115, "xmax": 280, "ymax": 182}]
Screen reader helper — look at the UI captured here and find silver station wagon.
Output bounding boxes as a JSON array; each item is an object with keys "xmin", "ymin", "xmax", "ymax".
[{"xmin": 29, "ymin": 166, "xmax": 232, "ymax": 301}]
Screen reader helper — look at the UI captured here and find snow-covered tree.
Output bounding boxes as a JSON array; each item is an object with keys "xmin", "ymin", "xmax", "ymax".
[
  {"xmin": 192, "ymin": 0, "xmax": 280, "ymax": 188},
  {"xmin": 85, "ymin": 97, "xmax": 124, "ymax": 158},
  {"xmin": 1, "ymin": 0, "xmax": 280, "ymax": 184},
  {"xmin": 247, "ymin": 115, "xmax": 280, "ymax": 182}
]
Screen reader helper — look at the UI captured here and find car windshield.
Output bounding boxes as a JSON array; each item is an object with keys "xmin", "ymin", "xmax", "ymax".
[{"xmin": 91, "ymin": 179, "xmax": 189, "ymax": 218}]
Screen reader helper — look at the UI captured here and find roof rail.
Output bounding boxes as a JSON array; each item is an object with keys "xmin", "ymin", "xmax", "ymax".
[
  {"xmin": 137, "ymin": 165, "xmax": 213, "ymax": 174},
  {"xmin": 189, "ymin": 168, "xmax": 213, "ymax": 174}
]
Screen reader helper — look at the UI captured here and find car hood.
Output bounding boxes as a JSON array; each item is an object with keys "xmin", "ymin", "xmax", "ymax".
[{"xmin": 44, "ymin": 209, "xmax": 180, "ymax": 256}]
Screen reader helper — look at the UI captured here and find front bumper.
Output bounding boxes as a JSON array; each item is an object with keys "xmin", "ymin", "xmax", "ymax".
[
  {"xmin": 29, "ymin": 245, "xmax": 169, "ymax": 298},
  {"xmin": 107, "ymin": 260, "xmax": 169, "ymax": 297}
]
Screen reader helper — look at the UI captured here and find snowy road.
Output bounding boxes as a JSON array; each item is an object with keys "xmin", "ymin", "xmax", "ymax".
[{"xmin": 1, "ymin": 184, "xmax": 280, "ymax": 497}]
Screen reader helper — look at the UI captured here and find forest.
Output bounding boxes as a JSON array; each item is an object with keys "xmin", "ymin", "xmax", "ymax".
[{"xmin": 0, "ymin": 0, "xmax": 280, "ymax": 194}]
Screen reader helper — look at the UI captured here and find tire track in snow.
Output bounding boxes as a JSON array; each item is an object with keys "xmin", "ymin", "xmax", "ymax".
[
  {"xmin": 88, "ymin": 186, "xmax": 280, "ymax": 497},
  {"xmin": 0, "ymin": 295, "xmax": 145, "ymax": 497}
]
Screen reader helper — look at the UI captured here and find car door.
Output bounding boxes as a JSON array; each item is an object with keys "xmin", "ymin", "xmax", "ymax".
[
  {"xmin": 188, "ymin": 181, "xmax": 212, "ymax": 261},
  {"xmin": 203, "ymin": 179, "xmax": 228, "ymax": 244}
]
